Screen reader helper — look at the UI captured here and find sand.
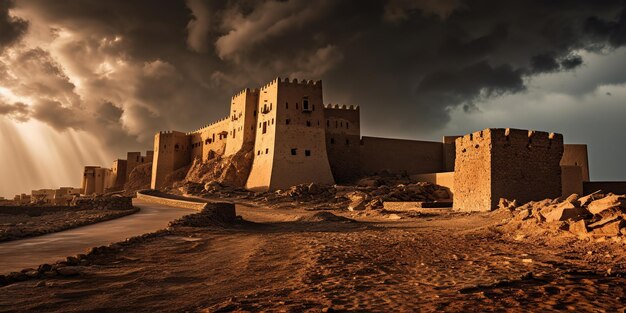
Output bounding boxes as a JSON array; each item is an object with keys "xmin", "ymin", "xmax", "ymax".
[{"xmin": 0, "ymin": 204, "xmax": 625, "ymax": 312}]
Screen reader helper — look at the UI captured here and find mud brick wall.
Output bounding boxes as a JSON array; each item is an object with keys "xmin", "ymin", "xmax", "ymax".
[{"xmin": 454, "ymin": 128, "xmax": 564, "ymax": 212}]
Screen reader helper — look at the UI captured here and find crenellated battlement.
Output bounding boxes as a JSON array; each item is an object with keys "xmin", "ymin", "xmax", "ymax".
[
  {"xmin": 260, "ymin": 77, "xmax": 322, "ymax": 90},
  {"xmin": 186, "ymin": 116, "xmax": 229, "ymax": 135},
  {"xmin": 456, "ymin": 128, "xmax": 563, "ymax": 150},
  {"xmin": 324, "ymin": 104, "xmax": 359, "ymax": 110},
  {"xmin": 231, "ymin": 87, "xmax": 260, "ymax": 100}
]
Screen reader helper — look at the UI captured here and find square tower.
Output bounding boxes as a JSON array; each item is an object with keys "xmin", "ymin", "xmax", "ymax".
[
  {"xmin": 224, "ymin": 88, "xmax": 259, "ymax": 156},
  {"xmin": 453, "ymin": 128, "xmax": 564, "ymax": 212},
  {"xmin": 245, "ymin": 78, "xmax": 335, "ymax": 191}
]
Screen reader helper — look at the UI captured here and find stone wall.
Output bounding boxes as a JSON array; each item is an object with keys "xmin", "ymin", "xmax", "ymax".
[
  {"xmin": 360, "ymin": 137, "xmax": 445, "ymax": 176},
  {"xmin": 324, "ymin": 104, "xmax": 361, "ymax": 183},
  {"xmin": 0, "ymin": 197, "xmax": 133, "ymax": 215},
  {"xmin": 454, "ymin": 128, "xmax": 564, "ymax": 212}
]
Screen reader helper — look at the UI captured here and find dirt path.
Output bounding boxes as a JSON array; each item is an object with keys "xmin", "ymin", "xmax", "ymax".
[
  {"xmin": 0, "ymin": 204, "xmax": 625, "ymax": 312},
  {"xmin": 0, "ymin": 199, "xmax": 196, "ymax": 273}
]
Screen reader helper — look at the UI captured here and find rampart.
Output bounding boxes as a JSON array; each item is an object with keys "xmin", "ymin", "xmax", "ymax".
[
  {"xmin": 360, "ymin": 137, "xmax": 446, "ymax": 176},
  {"xmin": 324, "ymin": 104, "xmax": 361, "ymax": 182},
  {"xmin": 453, "ymin": 128, "xmax": 564, "ymax": 212}
]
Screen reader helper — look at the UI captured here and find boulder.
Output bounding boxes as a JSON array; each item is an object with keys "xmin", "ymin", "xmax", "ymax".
[
  {"xmin": 569, "ymin": 219, "xmax": 588, "ymax": 236},
  {"xmin": 433, "ymin": 189, "xmax": 450, "ymax": 200},
  {"xmin": 578, "ymin": 190, "xmax": 605, "ymax": 207},
  {"xmin": 587, "ymin": 194, "xmax": 626, "ymax": 215},
  {"xmin": 307, "ymin": 183, "xmax": 322, "ymax": 195},
  {"xmin": 498, "ymin": 198, "xmax": 517, "ymax": 211},
  {"xmin": 347, "ymin": 191, "xmax": 368, "ymax": 211},
  {"xmin": 562, "ymin": 193, "xmax": 580, "ymax": 206},
  {"xmin": 590, "ymin": 219, "xmax": 625, "ymax": 237},
  {"xmin": 357, "ymin": 178, "xmax": 380, "ymax": 188},
  {"xmin": 543, "ymin": 201, "xmax": 590, "ymax": 222},
  {"xmin": 204, "ymin": 180, "xmax": 222, "ymax": 192}
]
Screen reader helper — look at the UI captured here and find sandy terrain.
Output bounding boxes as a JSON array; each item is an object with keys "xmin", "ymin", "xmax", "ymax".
[{"xmin": 0, "ymin": 202, "xmax": 625, "ymax": 312}]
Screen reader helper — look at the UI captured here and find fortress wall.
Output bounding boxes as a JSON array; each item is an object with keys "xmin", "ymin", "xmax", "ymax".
[
  {"xmin": 111, "ymin": 159, "xmax": 127, "ymax": 188},
  {"xmin": 561, "ymin": 144, "xmax": 590, "ymax": 181},
  {"xmin": 246, "ymin": 80, "xmax": 279, "ymax": 190},
  {"xmin": 583, "ymin": 181, "xmax": 626, "ymax": 195},
  {"xmin": 454, "ymin": 128, "xmax": 564, "ymax": 212},
  {"xmin": 453, "ymin": 130, "xmax": 493, "ymax": 212},
  {"xmin": 490, "ymin": 129, "xmax": 564, "ymax": 208},
  {"xmin": 442, "ymin": 136, "xmax": 460, "ymax": 172},
  {"xmin": 224, "ymin": 88, "xmax": 259, "ymax": 156},
  {"xmin": 324, "ymin": 104, "xmax": 361, "ymax": 182},
  {"xmin": 81, "ymin": 166, "xmax": 99, "ymax": 195},
  {"xmin": 151, "ymin": 131, "xmax": 191, "ymax": 189},
  {"xmin": 188, "ymin": 118, "xmax": 229, "ymax": 161},
  {"xmin": 269, "ymin": 78, "xmax": 334, "ymax": 190},
  {"xmin": 359, "ymin": 137, "xmax": 445, "ymax": 176},
  {"xmin": 562, "ymin": 165, "xmax": 583, "ymax": 196},
  {"xmin": 125, "ymin": 151, "xmax": 153, "ymax": 183}
]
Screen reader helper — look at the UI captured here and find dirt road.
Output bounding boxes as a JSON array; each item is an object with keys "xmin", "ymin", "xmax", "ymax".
[
  {"xmin": 0, "ymin": 199, "xmax": 196, "ymax": 273},
  {"xmin": 0, "ymin": 204, "xmax": 625, "ymax": 312}
]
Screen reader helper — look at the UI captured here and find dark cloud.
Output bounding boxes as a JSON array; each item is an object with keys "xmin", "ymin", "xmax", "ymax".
[
  {"xmin": 0, "ymin": 101, "xmax": 30, "ymax": 122},
  {"xmin": 0, "ymin": 0, "xmax": 28, "ymax": 50},
  {"xmin": 1, "ymin": 0, "xmax": 626, "ymax": 150}
]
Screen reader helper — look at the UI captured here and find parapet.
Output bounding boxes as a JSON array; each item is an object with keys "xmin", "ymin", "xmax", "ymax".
[
  {"xmin": 185, "ymin": 116, "xmax": 229, "ymax": 135},
  {"xmin": 231, "ymin": 87, "xmax": 260, "ymax": 100},
  {"xmin": 260, "ymin": 77, "xmax": 322, "ymax": 90},
  {"xmin": 455, "ymin": 128, "xmax": 563, "ymax": 150},
  {"xmin": 324, "ymin": 104, "xmax": 360, "ymax": 110}
]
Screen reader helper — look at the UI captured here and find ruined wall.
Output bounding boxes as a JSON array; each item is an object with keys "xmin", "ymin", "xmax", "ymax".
[
  {"xmin": 324, "ymin": 104, "xmax": 361, "ymax": 182},
  {"xmin": 454, "ymin": 128, "xmax": 564, "ymax": 212},
  {"xmin": 151, "ymin": 131, "xmax": 191, "ymax": 189},
  {"xmin": 126, "ymin": 151, "xmax": 153, "ymax": 183},
  {"xmin": 360, "ymin": 137, "xmax": 445, "ymax": 176},
  {"xmin": 224, "ymin": 88, "xmax": 259, "ymax": 156},
  {"xmin": 561, "ymin": 144, "xmax": 590, "ymax": 181}
]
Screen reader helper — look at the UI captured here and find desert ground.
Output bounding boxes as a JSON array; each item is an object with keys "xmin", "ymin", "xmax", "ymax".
[{"xmin": 1, "ymin": 199, "xmax": 625, "ymax": 313}]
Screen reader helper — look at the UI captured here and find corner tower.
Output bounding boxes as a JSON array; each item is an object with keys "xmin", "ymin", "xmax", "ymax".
[
  {"xmin": 224, "ymin": 88, "xmax": 259, "ymax": 156},
  {"xmin": 245, "ymin": 78, "xmax": 335, "ymax": 191},
  {"xmin": 151, "ymin": 131, "xmax": 191, "ymax": 189}
]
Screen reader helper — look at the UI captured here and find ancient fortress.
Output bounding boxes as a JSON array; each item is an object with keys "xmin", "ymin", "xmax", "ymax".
[{"xmin": 72, "ymin": 77, "xmax": 614, "ymax": 212}]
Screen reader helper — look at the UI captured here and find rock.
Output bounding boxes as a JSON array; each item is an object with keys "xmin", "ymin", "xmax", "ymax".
[
  {"xmin": 387, "ymin": 214, "xmax": 402, "ymax": 220},
  {"xmin": 56, "ymin": 266, "xmax": 84, "ymax": 276},
  {"xmin": 562, "ymin": 193, "xmax": 580, "ymax": 206},
  {"xmin": 569, "ymin": 219, "xmax": 588, "ymax": 236},
  {"xmin": 35, "ymin": 281, "xmax": 45, "ymax": 287},
  {"xmin": 8, "ymin": 272, "xmax": 27, "ymax": 282},
  {"xmin": 543, "ymin": 201, "xmax": 590, "ymax": 222},
  {"xmin": 25, "ymin": 270, "xmax": 40, "ymax": 278},
  {"xmin": 0, "ymin": 275, "xmax": 7, "ymax": 286},
  {"xmin": 346, "ymin": 192, "xmax": 368, "ymax": 211},
  {"xmin": 498, "ymin": 198, "xmax": 517, "ymax": 211},
  {"xmin": 204, "ymin": 180, "xmax": 222, "ymax": 192},
  {"xmin": 321, "ymin": 307, "xmax": 335, "ymax": 313},
  {"xmin": 433, "ymin": 189, "xmax": 450, "ymax": 199},
  {"xmin": 587, "ymin": 194, "xmax": 626, "ymax": 215},
  {"xmin": 590, "ymin": 219, "xmax": 625, "ymax": 237},
  {"xmin": 357, "ymin": 178, "xmax": 380, "ymax": 188},
  {"xmin": 514, "ymin": 208, "xmax": 532, "ymax": 221},
  {"xmin": 307, "ymin": 183, "xmax": 322, "ymax": 195},
  {"xmin": 578, "ymin": 190, "xmax": 605, "ymax": 207},
  {"xmin": 66, "ymin": 256, "xmax": 79, "ymax": 266}
]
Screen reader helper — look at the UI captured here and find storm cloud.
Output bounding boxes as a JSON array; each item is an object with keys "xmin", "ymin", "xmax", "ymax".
[{"xmin": 1, "ymin": 0, "xmax": 626, "ymax": 151}]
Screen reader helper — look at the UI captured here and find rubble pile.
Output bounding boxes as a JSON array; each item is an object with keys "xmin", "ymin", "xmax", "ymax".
[
  {"xmin": 180, "ymin": 174, "xmax": 452, "ymax": 212},
  {"xmin": 123, "ymin": 163, "xmax": 152, "ymax": 195},
  {"xmin": 503, "ymin": 191, "xmax": 626, "ymax": 240},
  {"xmin": 183, "ymin": 144, "xmax": 254, "ymax": 188}
]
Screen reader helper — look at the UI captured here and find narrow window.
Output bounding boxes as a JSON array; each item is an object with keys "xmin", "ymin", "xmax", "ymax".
[
  {"xmin": 305, "ymin": 150, "xmax": 311, "ymax": 156},
  {"xmin": 330, "ymin": 138, "xmax": 335, "ymax": 144},
  {"xmin": 296, "ymin": 103, "xmax": 299, "ymax": 109},
  {"xmin": 286, "ymin": 119, "xmax": 290, "ymax": 125},
  {"xmin": 317, "ymin": 120, "xmax": 320, "ymax": 126},
  {"xmin": 327, "ymin": 120, "xmax": 330, "ymax": 127},
  {"xmin": 262, "ymin": 121, "xmax": 267, "ymax": 134},
  {"xmin": 286, "ymin": 102, "xmax": 289, "ymax": 109},
  {"xmin": 254, "ymin": 110, "xmax": 257, "ymax": 116},
  {"xmin": 272, "ymin": 118, "xmax": 274, "ymax": 125},
  {"xmin": 265, "ymin": 148, "xmax": 269, "ymax": 154},
  {"xmin": 306, "ymin": 121, "xmax": 311, "ymax": 127},
  {"xmin": 303, "ymin": 97, "xmax": 309, "ymax": 111},
  {"xmin": 347, "ymin": 122, "xmax": 349, "ymax": 129},
  {"xmin": 346, "ymin": 139, "xmax": 350, "ymax": 145},
  {"xmin": 257, "ymin": 150, "xmax": 260, "ymax": 155},
  {"xmin": 291, "ymin": 148, "xmax": 297, "ymax": 155}
]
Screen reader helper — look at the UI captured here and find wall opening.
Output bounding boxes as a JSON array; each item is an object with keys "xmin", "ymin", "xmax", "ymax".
[
  {"xmin": 305, "ymin": 150, "xmax": 311, "ymax": 156},
  {"xmin": 262, "ymin": 121, "xmax": 267, "ymax": 134},
  {"xmin": 291, "ymin": 148, "xmax": 297, "ymax": 155}
]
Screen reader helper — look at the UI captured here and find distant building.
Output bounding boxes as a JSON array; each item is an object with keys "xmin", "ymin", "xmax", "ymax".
[{"xmin": 80, "ymin": 151, "xmax": 152, "ymax": 195}]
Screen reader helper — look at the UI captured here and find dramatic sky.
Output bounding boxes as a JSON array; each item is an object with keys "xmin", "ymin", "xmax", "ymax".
[{"xmin": 1, "ymin": 0, "xmax": 626, "ymax": 197}]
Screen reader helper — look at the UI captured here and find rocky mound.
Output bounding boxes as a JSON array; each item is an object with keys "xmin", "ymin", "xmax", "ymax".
[
  {"xmin": 168, "ymin": 203, "xmax": 237, "ymax": 228},
  {"xmin": 501, "ymin": 191, "xmax": 626, "ymax": 240},
  {"xmin": 123, "ymin": 163, "xmax": 152, "ymax": 195},
  {"xmin": 184, "ymin": 144, "xmax": 254, "ymax": 188}
]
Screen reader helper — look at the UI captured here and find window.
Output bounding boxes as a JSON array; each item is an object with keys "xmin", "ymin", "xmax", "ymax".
[
  {"xmin": 346, "ymin": 139, "xmax": 350, "ymax": 145},
  {"xmin": 286, "ymin": 102, "xmax": 289, "ymax": 109},
  {"xmin": 330, "ymin": 138, "xmax": 335, "ymax": 144},
  {"xmin": 254, "ymin": 110, "xmax": 257, "ymax": 116},
  {"xmin": 303, "ymin": 97, "xmax": 310, "ymax": 111},
  {"xmin": 265, "ymin": 148, "xmax": 269, "ymax": 154},
  {"xmin": 272, "ymin": 118, "xmax": 274, "ymax": 125},
  {"xmin": 327, "ymin": 120, "xmax": 330, "ymax": 127},
  {"xmin": 347, "ymin": 122, "xmax": 349, "ymax": 129},
  {"xmin": 257, "ymin": 150, "xmax": 260, "ymax": 155},
  {"xmin": 175, "ymin": 144, "xmax": 179, "ymax": 150},
  {"xmin": 286, "ymin": 119, "xmax": 290, "ymax": 125},
  {"xmin": 296, "ymin": 103, "xmax": 299, "ymax": 109},
  {"xmin": 291, "ymin": 148, "xmax": 297, "ymax": 155},
  {"xmin": 306, "ymin": 121, "xmax": 311, "ymax": 127},
  {"xmin": 305, "ymin": 150, "xmax": 311, "ymax": 156},
  {"xmin": 262, "ymin": 121, "xmax": 267, "ymax": 134}
]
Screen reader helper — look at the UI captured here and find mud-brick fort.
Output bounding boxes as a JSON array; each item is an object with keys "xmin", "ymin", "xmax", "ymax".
[{"xmin": 80, "ymin": 77, "xmax": 626, "ymax": 211}]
